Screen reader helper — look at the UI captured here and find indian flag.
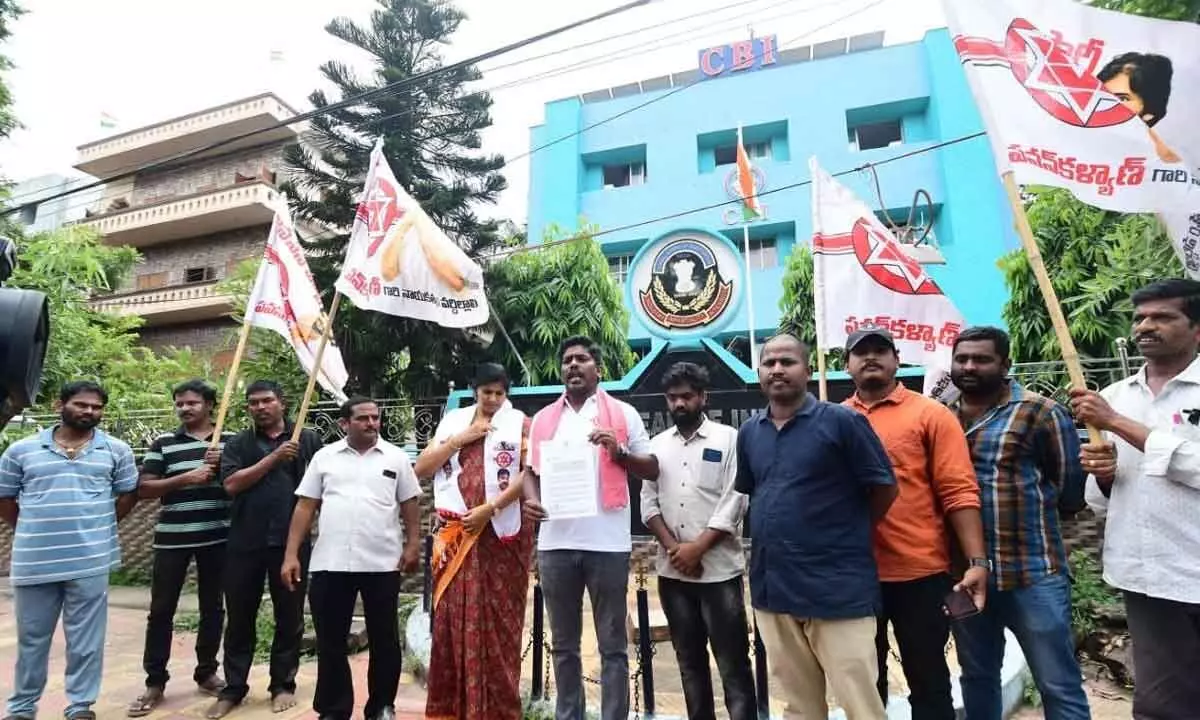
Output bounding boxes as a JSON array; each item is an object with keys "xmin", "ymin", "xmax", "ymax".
[
  {"xmin": 99, "ymin": 112, "xmax": 118, "ymax": 130},
  {"xmin": 735, "ymin": 125, "xmax": 761, "ymax": 222}
]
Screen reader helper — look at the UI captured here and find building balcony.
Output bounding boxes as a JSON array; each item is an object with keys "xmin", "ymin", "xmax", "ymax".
[
  {"xmin": 77, "ymin": 180, "xmax": 278, "ymax": 248},
  {"xmin": 90, "ymin": 281, "xmax": 233, "ymax": 326},
  {"xmin": 74, "ymin": 93, "xmax": 301, "ymax": 178}
]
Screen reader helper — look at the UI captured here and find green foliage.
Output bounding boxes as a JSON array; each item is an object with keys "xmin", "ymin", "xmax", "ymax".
[
  {"xmin": 282, "ymin": 0, "xmax": 507, "ymax": 399},
  {"xmin": 776, "ymin": 244, "xmax": 845, "ymax": 370},
  {"xmin": 3, "ymin": 227, "xmax": 208, "ymax": 418},
  {"xmin": 1001, "ymin": 188, "xmax": 1182, "ymax": 363},
  {"xmin": 0, "ymin": 0, "xmax": 23, "ymax": 144},
  {"xmin": 1069, "ymin": 550, "xmax": 1121, "ymax": 641},
  {"xmin": 1089, "ymin": 0, "xmax": 1200, "ymax": 22},
  {"xmin": 108, "ymin": 566, "xmax": 152, "ymax": 587},
  {"xmin": 485, "ymin": 225, "xmax": 636, "ymax": 385}
]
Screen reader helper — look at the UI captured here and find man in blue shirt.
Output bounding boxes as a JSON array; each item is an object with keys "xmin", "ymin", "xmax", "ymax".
[
  {"xmin": 0, "ymin": 381, "xmax": 140, "ymax": 720},
  {"xmin": 735, "ymin": 334, "xmax": 897, "ymax": 720}
]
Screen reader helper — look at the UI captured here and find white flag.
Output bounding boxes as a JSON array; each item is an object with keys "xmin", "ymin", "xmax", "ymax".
[
  {"xmin": 809, "ymin": 157, "xmax": 964, "ymax": 401},
  {"xmin": 335, "ymin": 140, "xmax": 489, "ymax": 328},
  {"xmin": 247, "ymin": 208, "xmax": 349, "ymax": 403},
  {"xmin": 943, "ymin": 0, "xmax": 1200, "ymax": 276}
]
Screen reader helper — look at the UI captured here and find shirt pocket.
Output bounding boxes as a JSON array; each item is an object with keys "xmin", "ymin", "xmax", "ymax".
[{"xmin": 695, "ymin": 446, "xmax": 728, "ymax": 491}]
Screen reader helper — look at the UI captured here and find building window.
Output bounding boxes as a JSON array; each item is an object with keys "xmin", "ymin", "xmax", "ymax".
[
  {"xmin": 848, "ymin": 119, "xmax": 903, "ymax": 151},
  {"xmin": 745, "ymin": 238, "xmax": 778, "ymax": 270},
  {"xmin": 603, "ymin": 162, "xmax": 646, "ymax": 189},
  {"xmin": 714, "ymin": 141, "xmax": 772, "ymax": 166},
  {"xmin": 607, "ymin": 254, "xmax": 633, "ymax": 284},
  {"xmin": 184, "ymin": 266, "xmax": 217, "ymax": 284}
]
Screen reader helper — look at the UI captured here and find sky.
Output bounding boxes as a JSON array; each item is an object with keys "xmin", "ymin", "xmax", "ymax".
[{"xmin": 0, "ymin": 0, "xmax": 947, "ymax": 224}]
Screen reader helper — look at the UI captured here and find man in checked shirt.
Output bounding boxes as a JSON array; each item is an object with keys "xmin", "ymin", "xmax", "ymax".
[
  {"xmin": 947, "ymin": 327, "xmax": 1090, "ymax": 720},
  {"xmin": 641, "ymin": 362, "xmax": 756, "ymax": 720}
]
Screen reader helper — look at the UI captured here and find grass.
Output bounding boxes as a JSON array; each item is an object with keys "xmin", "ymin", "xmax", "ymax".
[
  {"xmin": 109, "ymin": 567, "xmax": 152, "ymax": 586},
  {"xmin": 1068, "ymin": 550, "xmax": 1120, "ymax": 640}
]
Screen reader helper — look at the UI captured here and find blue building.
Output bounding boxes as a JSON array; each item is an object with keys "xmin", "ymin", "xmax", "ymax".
[{"xmin": 525, "ymin": 28, "xmax": 1019, "ymax": 362}]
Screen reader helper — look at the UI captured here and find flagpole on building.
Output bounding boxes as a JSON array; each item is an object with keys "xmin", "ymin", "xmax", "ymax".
[
  {"xmin": 211, "ymin": 312, "xmax": 255, "ymax": 447},
  {"xmin": 738, "ymin": 124, "xmax": 759, "ymax": 370},
  {"xmin": 291, "ymin": 292, "xmax": 344, "ymax": 442},
  {"xmin": 1001, "ymin": 172, "xmax": 1101, "ymax": 444}
]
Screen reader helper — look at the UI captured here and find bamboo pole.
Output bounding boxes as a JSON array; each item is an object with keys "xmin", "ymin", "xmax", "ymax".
[
  {"xmin": 210, "ymin": 313, "xmax": 254, "ymax": 448},
  {"xmin": 816, "ymin": 348, "xmax": 829, "ymax": 402},
  {"xmin": 1001, "ymin": 172, "xmax": 1102, "ymax": 445},
  {"xmin": 291, "ymin": 292, "xmax": 343, "ymax": 442}
]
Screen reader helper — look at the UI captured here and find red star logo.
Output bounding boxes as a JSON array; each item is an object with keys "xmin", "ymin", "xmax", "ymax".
[
  {"xmin": 852, "ymin": 220, "xmax": 943, "ymax": 296},
  {"xmin": 362, "ymin": 178, "xmax": 402, "ymax": 258}
]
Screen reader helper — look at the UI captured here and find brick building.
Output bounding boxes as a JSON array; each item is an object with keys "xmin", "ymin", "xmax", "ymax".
[{"xmin": 76, "ymin": 93, "xmax": 303, "ymax": 360}]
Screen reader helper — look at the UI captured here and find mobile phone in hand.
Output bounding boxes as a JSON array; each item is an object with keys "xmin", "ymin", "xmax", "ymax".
[{"xmin": 943, "ymin": 588, "xmax": 981, "ymax": 620}]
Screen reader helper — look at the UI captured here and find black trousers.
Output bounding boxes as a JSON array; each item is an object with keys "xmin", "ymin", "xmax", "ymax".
[
  {"xmin": 309, "ymin": 571, "xmax": 402, "ymax": 720},
  {"xmin": 142, "ymin": 543, "xmax": 227, "ymax": 688},
  {"xmin": 219, "ymin": 545, "xmax": 309, "ymax": 702},
  {"xmin": 658, "ymin": 575, "xmax": 758, "ymax": 720},
  {"xmin": 1125, "ymin": 590, "xmax": 1200, "ymax": 720},
  {"xmin": 876, "ymin": 573, "xmax": 955, "ymax": 720}
]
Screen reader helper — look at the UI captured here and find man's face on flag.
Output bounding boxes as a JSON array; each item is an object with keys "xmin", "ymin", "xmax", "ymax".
[{"xmin": 1102, "ymin": 70, "xmax": 1148, "ymax": 121}]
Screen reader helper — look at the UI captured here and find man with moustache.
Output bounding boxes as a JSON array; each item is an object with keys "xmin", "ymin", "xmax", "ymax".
[
  {"xmin": 1070, "ymin": 279, "xmax": 1200, "ymax": 719},
  {"xmin": 842, "ymin": 326, "xmax": 987, "ymax": 720},
  {"xmin": 735, "ymin": 334, "xmax": 897, "ymax": 720},
  {"xmin": 0, "ymin": 381, "xmax": 139, "ymax": 720},
  {"xmin": 128, "ymin": 380, "xmax": 237, "ymax": 717},
  {"xmin": 523, "ymin": 335, "xmax": 659, "ymax": 720},
  {"xmin": 208, "ymin": 381, "xmax": 324, "ymax": 719},
  {"xmin": 282, "ymin": 396, "xmax": 422, "ymax": 720},
  {"xmin": 947, "ymin": 327, "xmax": 1090, "ymax": 720},
  {"xmin": 641, "ymin": 362, "xmax": 755, "ymax": 720}
]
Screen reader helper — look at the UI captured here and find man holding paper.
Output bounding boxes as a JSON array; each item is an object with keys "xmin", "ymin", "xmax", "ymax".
[{"xmin": 523, "ymin": 336, "xmax": 659, "ymax": 720}]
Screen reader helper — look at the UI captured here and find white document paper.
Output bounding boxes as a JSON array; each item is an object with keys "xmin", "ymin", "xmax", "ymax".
[{"xmin": 540, "ymin": 439, "xmax": 598, "ymax": 520}]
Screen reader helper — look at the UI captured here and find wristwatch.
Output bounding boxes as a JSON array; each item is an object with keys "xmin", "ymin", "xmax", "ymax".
[{"xmin": 968, "ymin": 557, "xmax": 993, "ymax": 572}]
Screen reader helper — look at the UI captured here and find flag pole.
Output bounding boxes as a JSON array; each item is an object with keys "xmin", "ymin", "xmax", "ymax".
[
  {"xmin": 738, "ymin": 124, "xmax": 759, "ymax": 370},
  {"xmin": 291, "ymin": 292, "xmax": 344, "ymax": 443},
  {"xmin": 1001, "ymin": 172, "xmax": 1101, "ymax": 444},
  {"xmin": 211, "ymin": 311, "xmax": 255, "ymax": 447},
  {"xmin": 485, "ymin": 297, "xmax": 533, "ymax": 385},
  {"xmin": 816, "ymin": 348, "xmax": 828, "ymax": 402}
]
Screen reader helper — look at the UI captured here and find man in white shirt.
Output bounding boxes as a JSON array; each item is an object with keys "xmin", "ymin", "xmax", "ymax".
[
  {"xmin": 281, "ymin": 397, "xmax": 422, "ymax": 720},
  {"xmin": 641, "ymin": 362, "xmax": 755, "ymax": 720},
  {"xmin": 1070, "ymin": 279, "xmax": 1200, "ymax": 720},
  {"xmin": 523, "ymin": 336, "xmax": 659, "ymax": 720}
]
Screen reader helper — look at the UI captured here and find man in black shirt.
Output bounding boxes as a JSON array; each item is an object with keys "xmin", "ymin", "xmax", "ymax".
[
  {"xmin": 128, "ymin": 380, "xmax": 235, "ymax": 717},
  {"xmin": 206, "ymin": 380, "xmax": 323, "ymax": 719}
]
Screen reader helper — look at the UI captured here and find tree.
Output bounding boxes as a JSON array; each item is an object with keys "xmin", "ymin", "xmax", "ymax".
[
  {"xmin": 777, "ymin": 245, "xmax": 845, "ymax": 370},
  {"xmin": 282, "ymin": 0, "xmax": 507, "ymax": 399},
  {"xmin": 1089, "ymin": 0, "xmax": 1200, "ymax": 22},
  {"xmin": 0, "ymin": 0, "xmax": 22, "ymax": 145},
  {"xmin": 485, "ymin": 226, "xmax": 636, "ymax": 385},
  {"xmin": 1003, "ymin": 189, "xmax": 1182, "ymax": 363},
  {"xmin": 4, "ymin": 227, "xmax": 208, "ymax": 418}
]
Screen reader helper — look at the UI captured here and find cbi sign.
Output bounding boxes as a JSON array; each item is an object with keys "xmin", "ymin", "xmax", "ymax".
[{"xmin": 698, "ymin": 35, "xmax": 778, "ymax": 78}]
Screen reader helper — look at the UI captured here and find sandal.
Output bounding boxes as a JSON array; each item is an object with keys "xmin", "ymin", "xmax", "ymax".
[
  {"xmin": 197, "ymin": 675, "xmax": 226, "ymax": 697},
  {"xmin": 68, "ymin": 712, "xmax": 97, "ymax": 720},
  {"xmin": 127, "ymin": 687, "xmax": 164, "ymax": 718}
]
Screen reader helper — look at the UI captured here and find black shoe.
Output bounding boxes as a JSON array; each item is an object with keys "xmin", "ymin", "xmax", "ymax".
[
  {"xmin": 4, "ymin": 715, "xmax": 35, "ymax": 720},
  {"xmin": 367, "ymin": 708, "xmax": 396, "ymax": 720}
]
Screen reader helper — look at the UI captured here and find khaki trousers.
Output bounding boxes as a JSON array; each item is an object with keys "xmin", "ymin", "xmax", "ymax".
[{"xmin": 756, "ymin": 610, "xmax": 886, "ymax": 720}]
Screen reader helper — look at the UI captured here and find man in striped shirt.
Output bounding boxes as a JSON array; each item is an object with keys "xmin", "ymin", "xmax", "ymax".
[
  {"xmin": 947, "ymin": 327, "xmax": 1090, "ymax": 720},
  {"xmin": 0, "ymin": 380, "xmax": 139, "ymax": 720},
  {"xmin": 127, "ymin": 379, "xmax": 235, "ymax": 717}
]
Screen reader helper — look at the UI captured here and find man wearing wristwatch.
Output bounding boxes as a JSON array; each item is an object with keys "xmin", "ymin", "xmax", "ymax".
[
  {"xmin": 523, "ymin": 336, "xmax": 659, "ymax": 720},
  {"xmin": 948, "ymin": 327, "xmax": 1091, "ymax": 720},
  {"xmin": 843, "ymin": 326, "xmax": 987, "ymax": 720}
]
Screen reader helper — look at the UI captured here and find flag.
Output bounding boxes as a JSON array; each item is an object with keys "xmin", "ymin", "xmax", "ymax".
[
  {"xmin": 336, "ymin": 140, "xmax": 489, "ymax": 328},
  {"xmin": 735, "ymin": 125, "xmax": 761, "ymax": 222},
  {"xmin": 943, "ymin": 0, "xmax": 1200, "ymax": 276},
  {"xmin": 99, "ymin": 112, "xmax": 117, "ymax": 130},
  {"xmin": 246, "ymin": 206, "xmax": 350, "ymax": 402},
  {"xmin": 809, "ymin": 157, "xmax": 964, "ymax": 401}
]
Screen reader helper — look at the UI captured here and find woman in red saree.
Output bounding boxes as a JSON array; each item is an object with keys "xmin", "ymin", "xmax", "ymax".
[{"xmin": 415, "ymin": 363, "xmax": 533, "ymax": 720}]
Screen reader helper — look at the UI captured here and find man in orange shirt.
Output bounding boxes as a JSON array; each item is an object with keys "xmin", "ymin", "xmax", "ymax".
[{"xmin": 843, "ymin": 326, "xmax": 990, "ymax": 720}]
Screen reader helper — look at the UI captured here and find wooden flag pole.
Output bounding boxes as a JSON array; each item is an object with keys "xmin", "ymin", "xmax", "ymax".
[
  {"xmin": 211, "ymin": 312, "xmax": 255, "ymax": 448},
  {"xmin": 816, "ymin": 348, "xmax": 829, "ymax": 402},
  {"xmin": 1001, "ymin": 172, "xmax": 1102, "ymax": 445},
  {"xmin": 291, "ymin": 292, "xmax": 344, "ymax": 443}
]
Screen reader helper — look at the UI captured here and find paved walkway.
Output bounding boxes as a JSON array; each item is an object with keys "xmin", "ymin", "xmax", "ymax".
[{"xmin": 0, "ymin": 593, "xmax": 427, "ymax": 720}]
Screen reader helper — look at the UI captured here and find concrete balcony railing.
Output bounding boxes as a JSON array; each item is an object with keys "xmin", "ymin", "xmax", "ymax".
[
  {"xmin": 78, "ymin": 180, "xmax": 278, "ymax": 247},
  {"xmin": 74, "ymin": 93, "xmax": 301, "ymax": 178},
  {"xmin": 90, "ymin": 280, "xmax": 233, "ymax": 326}
]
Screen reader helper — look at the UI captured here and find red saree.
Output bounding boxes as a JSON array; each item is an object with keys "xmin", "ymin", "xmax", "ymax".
[{"xmin": 425, "ymin": 419, "xmax": 533, "ymax": 720}]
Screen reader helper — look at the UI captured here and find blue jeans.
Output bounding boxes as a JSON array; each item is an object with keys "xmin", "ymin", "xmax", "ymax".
[
  {"xmin": 952, "ymin": 572, "xmax": 1090, "ymax": 720},
  {"xmin": 7, "ymin": 573, "xmax": 109, "ymax": 718}
]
